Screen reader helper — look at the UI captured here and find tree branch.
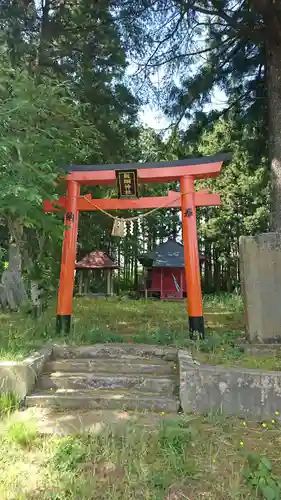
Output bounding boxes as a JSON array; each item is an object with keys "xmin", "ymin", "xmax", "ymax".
[{"xmin": 132, "ymin": 11, "xmax": 185, "ymax": 76}]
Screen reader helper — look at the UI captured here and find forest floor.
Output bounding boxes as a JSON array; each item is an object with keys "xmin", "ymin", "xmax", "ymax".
[
  {"xmin": 0, "ymin": 293, "xmax": 280, "ymax": 370},
  {"xmin": 1, "ymin": 295, "xmax": 281, "ymax": 499}
]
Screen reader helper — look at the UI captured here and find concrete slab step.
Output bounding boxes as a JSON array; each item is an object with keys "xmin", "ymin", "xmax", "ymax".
[
  {"xmin": 45, "ymin": 357, "xmax": 176, "ymax": 375},
  {"xmin": 7, "ymin": 408, "xmax": 187, "ymax": 435},
  {"xmin": 52, "ymin": 343, "xmax": 178, "ymax": 361},
  {"xmin": 38, "ymin": 372, "xmax": 176, "ymax": 394},
  {"xmin": 26, "ymin": 389, "xmax": 180, "ymax": 413}
]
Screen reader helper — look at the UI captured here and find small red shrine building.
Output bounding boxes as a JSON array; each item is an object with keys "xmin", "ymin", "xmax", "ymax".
[
  {"xmin": 75, "ymin": 251, "xmax": 118, "ymax": 296},
  {"xmin": 139, "ymin": 239, "xmax": 206, "ymax": 301}
]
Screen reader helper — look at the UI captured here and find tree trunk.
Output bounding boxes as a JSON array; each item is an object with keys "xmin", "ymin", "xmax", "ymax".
[
  {"xmin": 213, "ymin": 247, "xmax": 221, "ymax": 293},
  {"xmin": 226, "ymin": 261, "xmax": 232, "ymax": 293},
  {"xmin": 0, "ymin": 225, "xmax": 28, "ymax": 310},
  {"xmin": 133, "ymin": 220, "xmax": 139, "ymax": 290},
  {"xmin": 38, "ymin": 0, "xmax": 51, "ymax": 68},
  {"xmin": 267, "ymin": 41, "xmax": 281, "ymax": 230},
  {"xmin": 203, "ymin": 241, "xmax": 212, "ymax": 293},
  {"xmin": 30, "ymin": 280, "xmax": 42, "ymax": 317},
  {"xmin": 117, "ymin": 242, "xmax": 121, "ymax": 295}
]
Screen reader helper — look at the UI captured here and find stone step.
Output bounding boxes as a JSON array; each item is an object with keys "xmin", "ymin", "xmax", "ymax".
[
  {"xmin": 45, "ymin": 357, "xmax": 176, "ymax": 376},
  {"xmin": 38, "ymin": 372, "xmax": 176, "ymax": 394},
  {"xmin": 26, "ymin": 389, "xmax": 179, "ymax": 413},
  {"xmin": 52, "ymin": 343, "xmax": 178, "ymax": 362},
  {"xmin": 8, "ymin": 408, "xmax": 187, "ymax": 435}
]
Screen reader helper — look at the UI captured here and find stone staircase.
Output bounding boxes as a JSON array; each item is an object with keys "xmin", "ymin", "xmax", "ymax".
[{"xmin": 26, "ymin": 344, "xmax": 180, "ymax": 413}]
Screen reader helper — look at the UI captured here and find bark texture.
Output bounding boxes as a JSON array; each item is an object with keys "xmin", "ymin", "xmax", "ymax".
[
  {"xmin": 267, "ymin": 41, "xmax": 281, "ymax": 231},
  {"xmin": 0, "ymin": 241, "xmax": 28, "ymax": 310}
]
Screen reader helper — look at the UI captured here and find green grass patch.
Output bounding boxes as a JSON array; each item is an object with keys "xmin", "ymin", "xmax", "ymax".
[
  {"xmin": 0, "ymin": 412, "xmax": 281, "ymax": 499},
  {"xmin": 0, "ymin": 293, "xmax": 243, "ymax": 349},
  {"xmin": 0, "ymin": 392, "xmax": 20, "ymax": 418},
  {"xmin": 0, "ymin": 293, "xmax": 280, "ymax": 371},
  {"xmin": 6, "ymin": 419, "xmax": 38, "ymax": 448}
]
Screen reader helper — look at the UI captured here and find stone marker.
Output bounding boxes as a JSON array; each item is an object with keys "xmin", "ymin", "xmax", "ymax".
[{"xmin": 240, "ymin": 232, "xmax": 281, "ymax": 343}]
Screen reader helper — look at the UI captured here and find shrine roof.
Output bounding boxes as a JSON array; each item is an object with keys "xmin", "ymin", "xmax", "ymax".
[
  {"xmin": 139, "ymin": 239, "xmax": 206, "ymax": 268},
  {"xmin": 76, "ymin": 251, "xmax": 118, "ymax": 269},
  {"xmin": 65, "ymin": 153, "xmax": 231, "ymax": 172}
]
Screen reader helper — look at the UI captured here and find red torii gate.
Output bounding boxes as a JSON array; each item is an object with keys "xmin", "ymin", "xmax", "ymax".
[{"xmin": 44, "ymin": 154, "xmax": 229, "ymax": 337}]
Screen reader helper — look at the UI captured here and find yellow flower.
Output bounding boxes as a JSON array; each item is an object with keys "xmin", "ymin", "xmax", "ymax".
[
  {"xmin": 161, "ymin": 412, "xmax": 165, "ymax": 415},
  {"xmin": 213, "ymin": 459, "xmax": 216, "ymax": 463},
  {"xmin": 240, "ymin": 441, "xmax": 244, "ymax": 447},
  {"xmin": 262, "ymin": 423, "xmax": 267, "ymax": 428},
  {"xmin": 242, "ymin": 421, "xmax": 246, "ymax": 426},
  {"xmin": 272, "ymin": 419, "xmax": 276, "ymax": 424},
  {"xmin": 275, "ymin": 411, "xmax": 279, "ymax": 416}
]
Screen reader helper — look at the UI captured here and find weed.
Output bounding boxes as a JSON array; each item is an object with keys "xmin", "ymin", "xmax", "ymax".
[
  {"xmin": 243, "ymin": 452, "xmax": 281, "ymax": 500},
  {"xmin": 71, "ymin": 327, "xmax": 126, "ymax": 345},
  {"xmin": 132, "ymin": 327, "xmax": 190, "ymax": 347},
  {"xmin": 51, "ymin": 435, "xmax": 88, "ymax": 472},
  {"xmin": 6, "ymin": 420, "xmax": 38, "ymax": 447},
  {"xmin": 0, "ymin": 392, "xmax": 20, "ymax": 417},
  {"xmin": 203, "ymin": 293, "xmax": 243, "ymax": 312}
]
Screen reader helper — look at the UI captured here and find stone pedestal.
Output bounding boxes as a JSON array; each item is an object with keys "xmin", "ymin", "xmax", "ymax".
[{"xmin": 240, "ymin": 232, "xmax": 281, "ymax": 343}]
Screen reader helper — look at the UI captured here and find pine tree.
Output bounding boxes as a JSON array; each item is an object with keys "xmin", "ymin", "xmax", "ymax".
[{"xmin": 118, "ymin": 0, "xmax": 281, "ymax": 229}]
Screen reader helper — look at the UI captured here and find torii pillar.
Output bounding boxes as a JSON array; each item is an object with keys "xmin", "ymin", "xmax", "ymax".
[
  {"xmin": 180, "ymin": 176, "xmax": 204, "ymax": 337},
  {"xmin": 56, "ymin": 180, "xmax": 80, "ymax": 334}
]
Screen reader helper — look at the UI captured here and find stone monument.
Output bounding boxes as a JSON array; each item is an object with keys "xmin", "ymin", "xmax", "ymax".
[{"xmin": 240, "ymin": 232, "xmax": 281, "ymax": 343}]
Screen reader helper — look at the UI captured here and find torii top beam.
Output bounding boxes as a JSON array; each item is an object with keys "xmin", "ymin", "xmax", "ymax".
[
  {"xmin": 44, "ymin": 190, "xmax": 220, "ymax": 212},
  {"xmin": 63, "ymin": 153, "xmax": 230, "ymax": 185}
]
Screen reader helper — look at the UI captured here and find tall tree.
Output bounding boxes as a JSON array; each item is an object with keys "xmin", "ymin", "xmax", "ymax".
[
  {"xmin": 0, "ymin": 0, "xmax": 141, "ymax": 296},
  {"xmin": 171, "ymin": 112, "xmax": 269, "ymax": 292},
  {"xmin": 118, "ymin": 0, "xmax": 280, "ymax": 228},
  {"xmin": 0, "ymin": 47, "xmax": 101, "ymax": 307},
  {"xmin": 0, "ymin": 0, "xmax": 139, "ymax": 160}
]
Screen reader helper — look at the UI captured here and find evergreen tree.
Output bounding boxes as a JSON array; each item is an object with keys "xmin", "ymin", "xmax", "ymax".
[
  {"xmin": 0, "ymin": 0, "xmax": 141, "ymax": 296},
  {"xmin": 118, "ymin": 0, "xmax": 281, "ymax": 229},
  {"xmin": 172, "ymin": 113, "xmax": 269, "ymax": 292}
]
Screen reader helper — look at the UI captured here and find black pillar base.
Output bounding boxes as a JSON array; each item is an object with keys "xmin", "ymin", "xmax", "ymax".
[
  {"xmin": 189, "ymin": 316, "xmax": 205, "ymax": 340},
  {"xmin": 56, "ymin": 314, "xmax": 71, "ymax": 334}
]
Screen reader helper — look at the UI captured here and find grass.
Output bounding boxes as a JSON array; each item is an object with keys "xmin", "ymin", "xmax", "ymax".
[
  {"xmin": 6, "ymin": 419, "xmax": 38, "ymax": 447},
  {"xmin": 0, "ymin": 294, "xmax": 281, "ymax": 498},
  {"xmin": 1, "ymin": 412, "xmax": 281, "ymax": 499},
  {"xmin": 0, "ymin": 392, "xmax": 20, "ymax": 418},
  {"xmin": 0, "ymin": 293, "xmax": 280, "ymax": 370}
]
